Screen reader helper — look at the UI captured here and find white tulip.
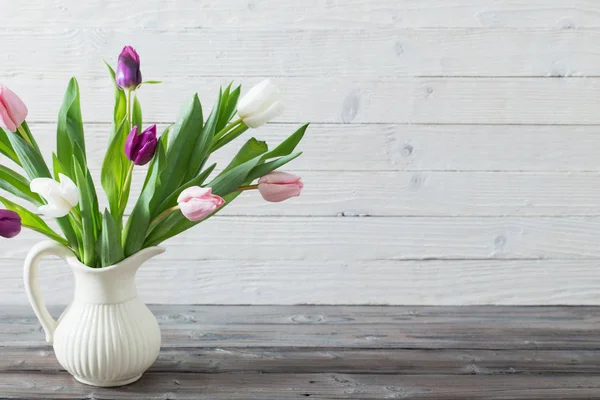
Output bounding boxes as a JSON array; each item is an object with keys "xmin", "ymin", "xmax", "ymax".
[
  {"xmin": 30, "ymin": 173, "xmax": 79, "ymax": 218},
  {"xmin": 237, "ymin": 79, "xmax": 284, "ymax": 128}
]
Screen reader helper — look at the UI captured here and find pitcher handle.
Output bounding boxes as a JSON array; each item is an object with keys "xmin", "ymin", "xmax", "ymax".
[{"xmin": 23, "ymin": 240, "xmax": 75, "ymax": 344}]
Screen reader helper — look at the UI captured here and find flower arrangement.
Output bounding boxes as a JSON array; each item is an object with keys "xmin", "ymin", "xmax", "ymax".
[{"xmin": 0, "ymin": 46, "xmax": 307, "ymax": 268}]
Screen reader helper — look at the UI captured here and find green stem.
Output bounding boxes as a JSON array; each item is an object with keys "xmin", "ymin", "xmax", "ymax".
[
  {"xmin": 213, "ymin": 118, "xmax": 243, "ymax": 142},
  {"xmin": 236, "ymin": 184, "xmax": 259, "ymax": 192},
  {"xmin": 119, "ymin": 162, "xmax": 135, "ymax": 212},
  {"xmin": 126, "ymin": 89, "xmax": 133, "ymax": 130},
  {"xmin": 210, "ymin": 124, "xmax": 248, "ymax": 153},
  {"xmin": 16, "ymin": 125, "xmax": 33, "ymax": 147},
  {"xmin": 69, "ymin": 210, "xmax": 83, "ymax": 232},
  {"xmin": 148, "ymin": 205, "xmax": 180, "ymax": 233}
]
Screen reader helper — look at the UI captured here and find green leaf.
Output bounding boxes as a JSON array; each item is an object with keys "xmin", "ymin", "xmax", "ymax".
[
  {"xmin": 144, "ymin": 125, "xmax": 307, "ymax": 246},
  {"xmin": 104, "ymin": 60, "xmax": 128, "ymax": 139},
  {"xmin": 208, "ymin": 156, "xmax": 263, "ymax": 197},
  {"xmin": 101, "ymin": 118, "xmax": 129, "ymax": 220},
  {"xmin": 74, "ymin": 159, "xmax": 99, "ymax": 266},
  {"xmin": 132, "ymin": 94, "xmax": 142, "ymax": 130},
  {"xmin": 209, "ymin": 85, "xmax": 245, "ymax": 153},
  {"xmin": 217, "ymin": 84, "xmax": 241, "ymax": 133},
  {"xmin": 145, "ymin": 191, "xmax": 240, "ymax": 247},
  {"xmin": 5, "ymin": 130, "xmax": 52, "ymax": 180},
  {"xmin": 161, "ymin": 95, "xmax": 204, "ymax": 199},
  {"xmin": 85, "ymin": 167, "xmax": 102, "ymax": 234},
  {"xmin": 223, "ymin": 138, "xmax": 268, "ymax": 173},
  {"xmin": 98, "ymin": 210, "xmax": 125, "ymax": 267},
  {"xmin": 0, "ymin": 196, "xmax": 68, "ymax": 246},
  {"xmin": 154, "ymin": 163, "xmax": 217, "ymax": 216},
  {"xmin": 265, "ymin": 123, "xmax": 308, "ymax": 160},
  {"xmin": 56, "ymin": 78, "xmax": 86, "ymax": 178},
  {"xmin": 210, "ymin": 124, "xmax": 248, "ymax": 153},
  {"xmin": 0, "ymin": 166, "xmax": 42, "ymax": 205},
  {"xmin": 123, "ymin": 141, "xmax": 167, "ymax": 256},
  {"xmin": 178, "ymin": 95, "xmax": 207, "ymax": 182},
  {"xmin": 17, "ymin": 122, "xmax": 42, "ymax": 154},
  {"xmin": 138, "ymin": 80, "xmax": 162, "ymax": 87},
  {"xmin": 52, "ymin": 153, "xmax": 67, "ymax": 181},
  {"xmin": 247, "ymin": 152, "xmax": 302, "ymax": 182},
  {"xmin": 142, "ymin": 125, "xmax": 172, "ymax": 192},
  {"xmin": 0, "ymin": 128, "xmax": 19, "ymax": 165}
]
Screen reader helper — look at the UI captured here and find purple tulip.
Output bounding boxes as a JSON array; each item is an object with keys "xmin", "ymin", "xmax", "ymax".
[
  {"xmin": 0, "ymin": 210, "xmax": 21, "ymax": 238},
  {"xmin": 125, "ymin": 124, "xmax": 158, "ymax": 166},
  {"xmin": 116, "ymin": 46, "xmax": 142, "ymax": 90}
]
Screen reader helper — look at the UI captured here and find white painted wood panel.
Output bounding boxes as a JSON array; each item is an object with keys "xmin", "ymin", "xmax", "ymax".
[
  {"xmin": 17, "ymin": 123, "xmax": 600, "ymax": 172},
  {"xmin": 3, "ymin": 77, "xmax": 600, "ymax": 124},
  {"xmin": 1, "ymin": 259, "xmax": 599, "ymax": 305},
  {"xmin": 5, "ymin": 0, "xmax": 600, "ymax": 28},
  {"xmin": 4, "ymin": 216, "xmax": 600, "ymax": 261},
  {"xmin": 112, "ymin": 171, "xmax": 600, "ymax": 217},
  {"xmin": 7, "ymin": 170, "xmax": 600, "ymax": 217},
  {"xmin": 1, "ymin": 0, "xmax": 599, "ymax": 305},
  {"xmin": 0, "ymin": 28, "xmax": 598, "ymax": 78}
]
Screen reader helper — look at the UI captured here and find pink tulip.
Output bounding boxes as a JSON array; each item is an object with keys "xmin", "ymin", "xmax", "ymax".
[
  {"xmin": 0, "ymin": 85, "xmax": 28, "ymax": 133},
  {"xmin": 177, "ymin": 187, "xmax": 225, "ymax": 221},
  {"xmin": 258, "ymin": 172, "xmax": 303, "ymax": 202}
]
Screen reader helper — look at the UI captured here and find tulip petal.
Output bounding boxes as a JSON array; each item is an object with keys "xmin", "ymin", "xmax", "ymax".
[
  {"xmin": 31, "ymin": 175, "xmax": 79, "ymax": 217},
  {"xmin": 258, "ymin": 171, "xmax": 302, "ymax": 185},
  {"xmin": 0, "ymin": 85, "xmax": 27, "ymax": 132},
  {"xmin": 242, "ymin": 101, "xmax": 284, "ymax": 128},
  {"xmin": 258, "ymin": 182, "xmax": 303, "ymax": 202},
  {"xmin": 30, "ymin": 178, "xmax": 58, "ymax": 198},
  {"xmin": 238, "ymin": 79, "xmax": 279, "ymax": 117},
  {"xmin": 58, "ymin": 173, "xmax": 79, "ymax": 207},
  {"xmin": 124, "ymin": 125, "xmax": 140, "ymax": 160},
  {"xmin": 177, "ymin": 187, "xmax": 213, "ymax": 203},
  {"xmin": 0, "ymin": 209, "xmax": 21, "ymax": 238},
  {"xmin": 116, "ymin": 46, "xmax": 142, "ymax": 90},
  {"xmin": 0, "ymin": 98, "xmax": 16, "ymax": 132},
  {"xmin": 0, "ymin": 86, "xmax": 28, "ymax": 128},
  {"xmin": 39, "ymin": 204, "xmax": 71, "ymax": 218}
]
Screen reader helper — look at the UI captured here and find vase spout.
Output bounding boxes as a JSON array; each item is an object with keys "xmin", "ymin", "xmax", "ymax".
[
  {"xmin": 69, "ymin": 246, "xmax": 165, "ymax": 304},
  {"xmin": 124, "ymin": 246, "xmax": 166, "ymax": 271}
]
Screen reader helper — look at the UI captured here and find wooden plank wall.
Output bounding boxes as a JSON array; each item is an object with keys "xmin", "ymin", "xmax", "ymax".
[{"xmin": 1, "ymin": 0, "xmax": 599, "ymax": 305}]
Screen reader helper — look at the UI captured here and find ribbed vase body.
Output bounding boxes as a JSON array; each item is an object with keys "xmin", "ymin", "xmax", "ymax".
[
  {"xmin": 53, "ymin": 298, "xmax": 161, "ymax": 386},
  {"xmin": 24, "ymin": 242, "xmax": 165, "ymax": 387}
]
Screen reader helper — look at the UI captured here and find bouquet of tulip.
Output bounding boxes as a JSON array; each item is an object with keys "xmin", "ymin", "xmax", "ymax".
[{"xmin": 0, "ymin": 46, "xmax": 306, "ymax": 268}]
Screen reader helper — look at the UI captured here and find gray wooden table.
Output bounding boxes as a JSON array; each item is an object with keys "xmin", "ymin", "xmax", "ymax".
[{"xmin": 1, "ymin": 305, "xmax": 600, "ymax": 399}]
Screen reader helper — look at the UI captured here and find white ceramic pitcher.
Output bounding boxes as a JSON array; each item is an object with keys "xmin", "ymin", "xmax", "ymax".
[{"xmin": 24, "ymin": 240, "xmax": 164, "ymax": 387}]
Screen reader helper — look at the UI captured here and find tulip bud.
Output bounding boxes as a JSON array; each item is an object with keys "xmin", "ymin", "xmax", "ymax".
[
  {"xmin": 237, "ymin": 79, "xmax": 284, "ymax": 128},
  {"xmin": 177, "ymin": 187, "xmax": 225, "ymax": 221},
  {"xmin": 0, "ymin": 85, "xmax": 28, "ymax": 133},
  {"xmin": 0, "ymin": 209, "xmax": 21, "ymax": 238},
  {"xmin": 30, "ymin": 174, "xmax": 79, "ymax": 218},
  {"xmin": 116, "ymin": 46, "xmax": 142, "ymax": 90},
  {"xmin": 258, "ymin": 172, "xmax": 303, "ymax": 202},
  {"xmin": 125, "ymin": 125, "xmax": 158, "ymax": 166}
]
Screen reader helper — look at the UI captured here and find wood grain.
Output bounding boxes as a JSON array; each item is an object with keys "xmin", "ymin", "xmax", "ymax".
[
  {"xmin": 5, "ymin": 216, "xmax": 600, "ymax": 261},
  {"xmin": 2, "ymin": 306, "xmax": 600, "ymax": 399},
  {"xmin": 2, "ymin": 0, "xmax": 600, "ymax": 308},
  {"xmin": 2, "ymin": 305, "xmax": 600, "ymax": 350},
  {"xmin": 0, "ymin": 28, "xmax": 599, "ymax": 78},
  {"xmin": 5, "ymin": 0, "xmax": 600, "ymax": 28},
  {"xmin": 14, "ymin": 123, "xmax": 600, "ymax": 172},
  {"xmin": 4, "ymin": 372, "xmax": 600, "ymax": 399},
  {"xmin": 14, "ymin": 321, "xmax": 600, "ymax": 350},
  {"xmin": 8, "ymin": 169, "xmax": 600, "ymax": 217},
  {"xmin": 4, "ymin": 77, "xmax": 600, "ymax": 124},
  {"xmin": 5, "ymin": 346, "xmax": 600, "ymax": 375},
  {"xmin": 2, "ymin": 259, "xmax": 600, "ymax": 305}
]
